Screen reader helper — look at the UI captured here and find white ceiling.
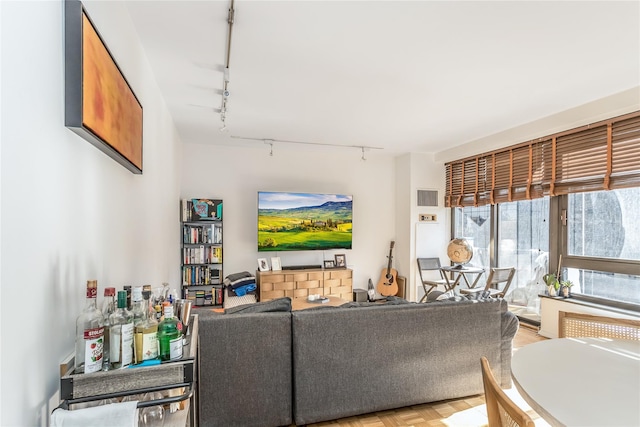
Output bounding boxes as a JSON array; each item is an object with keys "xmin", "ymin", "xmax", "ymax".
[{"xmin": 124, "ymin": 0, "xmax": 640, "ymax": 156}]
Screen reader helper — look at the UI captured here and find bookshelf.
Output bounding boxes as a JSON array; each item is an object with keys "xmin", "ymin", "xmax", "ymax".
[{"xmin": 181, "ymin": 199, "xmax": 223, "ymax": 307}]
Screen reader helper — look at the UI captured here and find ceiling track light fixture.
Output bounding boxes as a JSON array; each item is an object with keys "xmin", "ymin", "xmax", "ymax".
[
  {"xmin": 219, "ymin": 0, "xmax": 235, "ymax": 132},
  {"xmin": 264, "ymin": 139, "xmax": 274, "ymax": 156},
  {"xmin": 231, "ymin": 135, "xmax": 383, "ymax": 160}
]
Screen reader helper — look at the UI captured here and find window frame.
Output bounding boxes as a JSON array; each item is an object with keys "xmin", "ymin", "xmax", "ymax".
[{"xmin": 451, "ymin": 196, "xmax": 640, "ymax": 312}]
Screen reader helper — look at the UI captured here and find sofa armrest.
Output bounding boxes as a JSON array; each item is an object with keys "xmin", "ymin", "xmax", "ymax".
[{"xmin": 500, "ymin": 310, "xmax": 519, "ymax": 387}]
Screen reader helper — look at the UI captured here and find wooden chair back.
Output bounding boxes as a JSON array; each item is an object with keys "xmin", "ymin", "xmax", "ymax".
[
  {"xmin": 558, "ymin": 311, "xmax": 640, "ymax": 340},
  {"xmin": 416, "ymin": 258, "xmax": 447, "ymax": 300},
  {"xmin": 483, "ymin": 267, "xmax": 516, "ymax": 297},
  {"xmin": 480, "ymin": 357, "xmax": 535, "ymax": 427}
]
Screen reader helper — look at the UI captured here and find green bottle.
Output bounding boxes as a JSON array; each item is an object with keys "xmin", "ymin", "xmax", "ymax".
[{"xmin": 157, "ymin": 305, "xmax": 183, "ymax": 361}]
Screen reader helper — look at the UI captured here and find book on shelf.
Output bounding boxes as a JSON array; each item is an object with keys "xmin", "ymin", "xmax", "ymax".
[
  {"xmin": 182, "ymin": 223, "xmax": 222, "ymax": 244},
  {"xmin": 182, "ymin": 265, "xmax": 220, "ymax": 286}
]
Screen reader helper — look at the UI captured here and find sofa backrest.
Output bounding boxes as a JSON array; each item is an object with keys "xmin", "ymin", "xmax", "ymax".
[
  {"xmin": 291, "ymin": 299, "xmax": 515, "ymax": 425},
  {"xmin": 198, "ymin": 311, "xmax": 292, "ymax": 427}
]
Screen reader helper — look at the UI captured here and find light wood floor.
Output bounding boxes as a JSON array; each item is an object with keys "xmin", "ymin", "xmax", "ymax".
[{"xmin": 307, "ymin": 324, "xmax": 548, "ymax": 427}]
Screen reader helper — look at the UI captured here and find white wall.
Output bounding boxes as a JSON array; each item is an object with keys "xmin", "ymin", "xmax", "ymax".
[
  {"xmin": 181, "ymin": 143, "xmax": 399, "ymax": 292},
  {"xmin": 410, "ymin": 153, "xmax": 450, "ymax": 301},
  {"xmin": 435, "ymin": 87, "xmax": 640, "ymax": 164},
  {"xmin": 394, "ymin": 154, "xmax": 412, "ymax": 297},
  {"xmin": 0, "ymin": 1, "xmax": 182, "ymax": 425}
]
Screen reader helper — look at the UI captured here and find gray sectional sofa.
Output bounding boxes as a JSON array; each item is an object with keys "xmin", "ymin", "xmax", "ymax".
[{"xmin": 197, "ymin": 296, "xmax": 519, "ymax": 426}]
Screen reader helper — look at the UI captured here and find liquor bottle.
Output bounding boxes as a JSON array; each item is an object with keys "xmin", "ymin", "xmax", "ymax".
[
  {"xmin": 123, "ymin": 285, "xmax": 132, "ymax": 310},
  {"xmin": 108, "ymin": 291, "xmax": 134, "ymax": 369},
  {"xmin": 75, "ymin": 280, "xmax": 105, "ymax": 374},
  {"xmin": 157, "ymin": 305, "xmax": 183, "ymax": 361},
  {"xmin": 131, "ymin": 286, "xmax": 146, "ymax": 325},
  {"xmin": 134, "ymin": 290, "xmax": 159, "ymax": 363},
  {"xmin": 101, "ymin": 287, "xmax": 116, "ymax": 371}
]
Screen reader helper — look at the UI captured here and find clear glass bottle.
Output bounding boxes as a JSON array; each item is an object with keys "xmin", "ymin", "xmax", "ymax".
[
  {"xmin": 109, "ymin": 291, "xmax": 134, "ymax": 369},
  {"xmin": 131, "ymin": 286, "xmax": 146, "ymax": 324},
  {"xmin": 157, "ymin": 305, "xmax": 183, "ymax": 361},
  {"xmin": 134, "ymin": 290, "xmax": 159, "ymax": 363},
  {"xmin": 139, "ymin": 392, "xmax": 165, "ymax": 427},
  {"xmin": 75, "ymin": 280, "xmax": 105, "ymax": 374},
  {"xmin": 101, "ymin": 287, "xmax": 117, "ymax": 371}
]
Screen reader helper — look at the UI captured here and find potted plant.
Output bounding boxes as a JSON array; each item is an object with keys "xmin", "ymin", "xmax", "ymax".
[
  {"xmin": 543, "ymin": 273, "xmax": 560, "ymax": 296},
  {"xmin": 561, "ymin": 280, "xmax": 573, "ymax": 297}
]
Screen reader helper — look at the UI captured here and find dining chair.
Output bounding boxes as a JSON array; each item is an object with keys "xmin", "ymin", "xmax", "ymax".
[
  {"xmin": 460, "ymin": 267, "xmax": 515, "ymax": 298},
  {"xmin": 416, "ymin": 258, "xmax": 448, "ymax": 302},
  {"xmin": 558, "ymin": 311, "xmax": 640, "ymax": 340},
  {"xmin": 480, "ymin": 357, "xmax": 535, "ymax": 427}
]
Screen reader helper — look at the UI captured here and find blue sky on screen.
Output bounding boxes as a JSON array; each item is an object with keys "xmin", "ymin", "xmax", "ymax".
[{"xmin": 258, "ymin": 192, "xmax": 352, "ymax": 210}]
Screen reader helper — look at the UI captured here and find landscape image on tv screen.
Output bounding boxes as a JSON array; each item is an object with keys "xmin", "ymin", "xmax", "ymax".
[{"xmin": 258, "ymin": 192, "xmax": 353, "ymax": 252}]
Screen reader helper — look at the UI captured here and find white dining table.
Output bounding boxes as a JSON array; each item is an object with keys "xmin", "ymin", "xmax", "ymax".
[{"xmin": 511, "ymin": 337, "xmax": 640, "ymax": 427}]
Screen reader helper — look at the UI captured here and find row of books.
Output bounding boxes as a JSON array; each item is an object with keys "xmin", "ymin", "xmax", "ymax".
[
  {"xmin": 183, "ymin": 246, "xmax": 222, "ymax": 265},
  {"xmin": 181, "ymin": 198, "xmax": 223, "ymax": 222},
  {"xmin": 185, "ymin": 287, "xmax": 224, "ymax": 306},
  {"xmin": 182, "ymin": 223, "xmax": 222, "ymax": 244},
  {"xmin": 182, "ymin": 265, "xmax": 221, "ymax": 286}
]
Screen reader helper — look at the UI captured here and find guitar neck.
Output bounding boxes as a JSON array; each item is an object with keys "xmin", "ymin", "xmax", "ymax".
[{"xmin": 386, "ymin": 241, "xmax": 395, "ymax": 273}]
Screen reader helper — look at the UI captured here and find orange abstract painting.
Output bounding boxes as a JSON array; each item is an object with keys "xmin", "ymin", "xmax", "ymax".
[{"xmin": 82, "ymin": 12, "xmax": 142, "ymax": 171}]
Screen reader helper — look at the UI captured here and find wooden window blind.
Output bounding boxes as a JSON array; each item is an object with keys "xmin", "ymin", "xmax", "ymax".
[
  {"xmin": 610, "ymin": 115, "xmax": 640, "ymax": 189},
  {"xmin": 445, "ymin": 111, "xmax": 640, "ymax": 207}
]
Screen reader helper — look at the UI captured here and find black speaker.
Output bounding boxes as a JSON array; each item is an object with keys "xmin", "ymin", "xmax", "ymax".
[{"xmin": 353, "ymin": 289, "xmax": 368, "ymax": 302}]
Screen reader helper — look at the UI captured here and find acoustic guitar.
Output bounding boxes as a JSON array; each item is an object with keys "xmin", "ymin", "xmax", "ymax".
[{"xmin": 377, "ymin": 241, "xmax": 398, "ymax": 296}]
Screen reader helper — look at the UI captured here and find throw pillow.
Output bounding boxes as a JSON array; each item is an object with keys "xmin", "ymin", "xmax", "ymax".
[
  {"xmin": 435, "ymin": 290, "xmax": 456, "ymax": 300},
  {"xmin": 224, "ymin": 297, "xmax": 292, "ymax": 314}
]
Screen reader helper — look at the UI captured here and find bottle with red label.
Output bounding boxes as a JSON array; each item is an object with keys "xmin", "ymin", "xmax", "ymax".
[{"xmin": 75, "ymin": 280, "xmax": 106, "ymax": 374}]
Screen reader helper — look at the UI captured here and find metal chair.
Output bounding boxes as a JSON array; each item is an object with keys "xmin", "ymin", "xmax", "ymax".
[
  {"xmin": 416, "ymin": 258, "xmax": 448, "ymax": 302},
  {"xmin": 481, "ymin": 357, "xmax": 535, "ymax": 427},
  {"xmin": 558, "ymin": 311, "xmax": 640, "ymax": 340},
  {"xmin": 460, "ymin": 267, "xmax": 515, "ymax": 298}
]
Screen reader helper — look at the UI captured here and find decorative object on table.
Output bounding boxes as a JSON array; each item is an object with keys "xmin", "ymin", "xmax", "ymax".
[
  {"xmin": 377, "ymin": 241, "xmax": 399, "ymax": 296},
  {"xmin": 543, "ymin": 273, "xmax": 560, "ymax": 296},
  {"xmin": 367, "ymin": 278, "xmax": 376, "ymax": 301},
  {"xmin": 271, "ymin": 257, "xmax": 282, "ymax": 271},
  {"xmin": 258, "ymin": 258, "xmax": 270, "ymax": 272},
  {"xmin": 560, "ymin": 280, "xmax": 573, "ymax": 297},
  {"xmin": 334, "ymin": 254, "xmax": 347, "ymax": 268},
  {"xmin": 324, "ymin": 260, "xmax": 335, "ymax": 268},
  {"xmin": 64, "ymin": 0, "xmax": 143, "ymax": 174},
  {"xmin": 307, "ymin": 294, "xmax": 329, "ymax": 303},
  {"xmin": 446, "ymin": 238, "xmax": 473, "ymax": 268}
]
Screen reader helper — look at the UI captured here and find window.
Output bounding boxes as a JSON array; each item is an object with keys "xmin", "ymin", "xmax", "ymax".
[
  {"xmin": 498, "ymin": 198, "xmax": 550, "ymax": 311},
  {"xmin": 562, "ymin": 188, "xmax": 640, "ymax": 305},
  {"xmin": 447, "ymin": 111, "xmax": 640, "ymax": 312},
  {"xmin": 452, "ymin": 205, "xmax": 491, "ymax": 269},
  {"xmin": 453, "ymin": 199, "xmax": 551, "ymax": 318}
]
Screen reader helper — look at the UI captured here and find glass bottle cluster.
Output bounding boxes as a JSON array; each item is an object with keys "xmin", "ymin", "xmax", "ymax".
[{"xmin": 75, "ymin": 280, "xmax": 184, "ymax": 374}]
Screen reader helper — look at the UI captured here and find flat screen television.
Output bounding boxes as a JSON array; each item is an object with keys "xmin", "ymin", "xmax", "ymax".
[{"xmin": 258, "ymin": 191, "xmax": 353, "ymax": 252}]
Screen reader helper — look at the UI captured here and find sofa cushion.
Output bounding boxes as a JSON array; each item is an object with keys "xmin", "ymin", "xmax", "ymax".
[
  {"xmin": 224, "ymin": 297, "xmax": 291, "ymax": 314},
  {"xmin": 291, "ymin": 299, "xmax": 508, "ymax": 425}
]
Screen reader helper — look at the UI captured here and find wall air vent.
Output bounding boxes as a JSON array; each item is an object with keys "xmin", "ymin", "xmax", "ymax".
[{"xmin": 417, "ymin": 189, "xmax": 438, "ymax": 207}]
